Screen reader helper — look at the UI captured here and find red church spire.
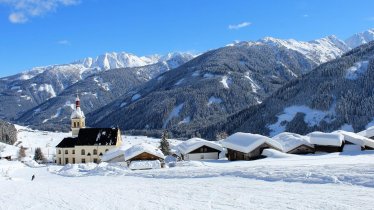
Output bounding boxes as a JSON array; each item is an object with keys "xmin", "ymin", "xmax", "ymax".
[{"xmin": 75, "ymin": 94, "xmax": 80, "ymax": 108}]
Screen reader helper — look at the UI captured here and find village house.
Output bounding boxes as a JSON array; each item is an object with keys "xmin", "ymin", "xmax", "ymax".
[
  {"xmin": 309, "ymin": 132, "xmax": 344, "ymax": 153},
  {"xmin": 222, "ymin": 132, "xmax": 282, "ymax": 161},
  {"xmin": 272, "ymin": 132, "xmax": 314, "ymax": 154},
  {"xmin": 102, "ymin": 143, "xmax": 165, "ymax": 170},
  {"xmin": 177, "ymin": 138, "xmax": 222, "ymax": 160},
  {"xmin": 334, "ymin": 130, "xmax": 374, "ymax": 151},
  {"xmin": 358, "ymin": 126, "xmax": 374, "ymax": 140},
  {"xmin": 55, "ymin": 95, "xmax": 122, "ymax": 165}
]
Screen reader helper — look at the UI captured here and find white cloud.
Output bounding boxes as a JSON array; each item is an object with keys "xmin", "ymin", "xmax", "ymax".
[
  {"xmin": 366, "ymin": 17, "xmax": 374, "ymax": 21},
  {"xmin": 303, "ymin": 14, "xmax": 309, "ymax": 18},
  {"xmin": 0, "ymin": 0, "xmax": 80, "ymax": 24},
  {"xmin": 57, "ymin": 40, "xmax": 71, "ymax": 45},
  {"xmin": 9, "ymin": 12, "xmax": 27, "ymax": 23},
  {"xmin": 228, "ymin": 22, "xmax": 251, "ymax": 30}
]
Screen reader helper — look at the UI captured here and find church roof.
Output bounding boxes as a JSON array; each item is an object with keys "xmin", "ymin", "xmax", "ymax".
[
  {"xmin": 75, "ymin": 128, "xmax": 120, "ymax": 146},
  {"xmin": 71, "ymin": 107, "xmax": 85, "ymax": 119},
  {"xmin": 56, "ymin": 137, "xmax": 77, "ymax": 148}
]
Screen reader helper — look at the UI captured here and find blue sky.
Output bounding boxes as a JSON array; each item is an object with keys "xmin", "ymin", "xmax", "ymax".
[{"xmin": 1, "ymin": 0, "xmax": 374, "ymax": 77}]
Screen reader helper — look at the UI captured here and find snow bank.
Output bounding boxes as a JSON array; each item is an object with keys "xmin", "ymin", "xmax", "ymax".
[
  {"xmin": 129, "ymin": 160, "xmax": 161, "ymax": 170},
  {"xmin": 177, "ymin": 138, "xmax": 222, "ymax": 154},
  {"xmin": 0, "ymin": 142, "xmax": 18, "ymax": 159},
  {"xmin": 124, "ymin": 143, "xmax": 164, "ymax": 161},
  {"xmin": 261, "ymin": 149, "xmax": 294, "ymax": 158},
  {"xmin": 222, "ymin": 132, "xmax": 282, "ymax": 153},
  {"xmin": 55, "ymin": 162, "xmax": 128, "ymax": 177},
  {"xmin": 24, "ymin": 160, "xmax": 44, "ymax": 168},
  {"xmin": 272, "ymin": 132, "xmax": 313, "ymax": 152},
  {"xmin": 309, "ymin": 132, "xmax": 343, "ymax": 146}
]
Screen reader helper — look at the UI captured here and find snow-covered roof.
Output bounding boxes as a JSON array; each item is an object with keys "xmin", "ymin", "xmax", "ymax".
[
  {"xmin": 129, "ymin": 160, "xmax": 161, "ymax": 170},
  {"xmin": 177, "ymin": 138, "xmax": 222, "ymax": 154},
  {"xmin": 124, "ymin": 143, "xmax": 165, "ymax": 161},
  {"xmin": 222, "ymin": 132, "xmax": 282, "ymax": 154},
  {"xmin": 334, "ymin": 130, "xmax": 374, "ymax": 148},
  {"xmin": 101, "ymin": 145, "xmax": 127, "ymax": 162},
  {"xmin": 71, "ymin": 107, "xmax": 85, "ymax": 119},
  {"xmin": 357, "ymin": 126, "xmax": 374, "ymax": 138},
  {"xmin": 309, "ymin": 132, "xmax": 344, "ymax": 146},
  {"xmin": 272, "ymin": 132, "xmax": 313, "ymax": 153}
]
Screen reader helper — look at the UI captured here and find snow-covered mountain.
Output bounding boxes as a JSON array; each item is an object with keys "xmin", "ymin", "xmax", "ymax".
[
  {"xmin": 230, "ymin": 35, "xmax": 349, "ymax": 65},
  {"xmin": 0, "ymin": 52, "xmax": 195, "ymax": 121},
  {"xmin": 345, "ymin": 29, "xmax": 374, "ymax": 49},
  {"xmin": 200, "ymin": 41, "xmax": 374, "ymax": 139}
]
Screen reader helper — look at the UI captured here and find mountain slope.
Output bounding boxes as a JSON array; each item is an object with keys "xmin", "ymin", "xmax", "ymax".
[
  {"xmin": 200, "ymin": 41, "xmax": 374, "ymax": 140},
  {"xmin": 345, "ymin": 29, "xmax": 374, "ymax": 49},
  {"xmin": 229, "ymin": 35, "xmax": 349, "ymax": 65},
  {"xmin": 0, "ymin": 52, "xmax": 194, "ymax": 121},
  {"xmin": 87, "ymin": 42, "xmax": 319, "ymax": 137},
  {"xmin": 14, "ymin": 55, "xmax": 193, "ymax": 131}
]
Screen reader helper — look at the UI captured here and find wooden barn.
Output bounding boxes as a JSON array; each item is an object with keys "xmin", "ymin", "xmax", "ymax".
[
  {"xmin": 272, "ymin": 132, "xmax": 314, "ymax": 154},
  {"xmin": 309, "ymin": 132, "xmax": 344, "ymax": 153},
  {"xmin": 103, "ymin": 143, "xmax": 165, "ymax": 170},
  {"xmin": 177, "ymin": 138, "xmax": 222, "ymax": 160},
  {"xmin": 222, "ymin": 132, "xmax": 282, "ymax": 161}
]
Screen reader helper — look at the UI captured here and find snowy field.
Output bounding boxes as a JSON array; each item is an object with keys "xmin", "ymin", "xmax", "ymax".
[
  {"xmin": 1, "ymin": 127, "xmax": 374, "ymax": 209},
  {"xmin": 1, "ymin": 150, "xmax": 374, "ymax": 209}
]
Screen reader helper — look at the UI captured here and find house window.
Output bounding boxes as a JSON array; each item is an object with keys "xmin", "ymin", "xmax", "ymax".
[
  {"xmin": 77, "ymin": 122, "xmax": 80, "ymax": 127},
  {"xmin": 72, "ymin": 158, "xmax": 75, "ymax": 164},
  {"xmin": 72, "ymin": 150, "xmax": 75, "ymax": 154},
  {"xmin": 200, "ymin": 148, "xmax": 204, "ymax": 152},
  {"xmin": 204, "ymin": 148, "xmax": 207, "ymax": 152},
  {"xmin": 65, "ymin": 158, "xmax": 69, "ymax": 164},
  {"xmin": 59, "ymin": 158, "xmax": 61, "ymax": 164},
  {"xmin": 58, "ymin": 150, "xmax": 61, "ymax": 154},
  {"xmin": 65, "ymin": 150, "xmax": 68, "ymax": 154},
  {"xmin": 81, "ymin": 149, "xmax": 85, "ymax": 155},
  {"xmin": 93, "ymin": 149, "xmax": 97, "ymax": 155},
  {"xmin": 93, "ymin": 158, "xmax": 97, "ymax": 163},
  {"xmin": 82, "ymin": 158, "xmax": 86, "ymax": 163},
  {"xmin": 74, "ymin": 122, "xmax": 76, "ymax": 127}
]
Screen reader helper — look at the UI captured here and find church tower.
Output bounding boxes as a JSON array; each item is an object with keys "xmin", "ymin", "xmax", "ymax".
[{"xmin": 71, "ymin": 95, "xmax": 85, "ymax": 137}]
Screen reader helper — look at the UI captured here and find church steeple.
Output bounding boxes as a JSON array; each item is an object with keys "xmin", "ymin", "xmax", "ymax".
[{"xmin": 71, "ymin": 94, "xmax": 85, "ymax": 137}]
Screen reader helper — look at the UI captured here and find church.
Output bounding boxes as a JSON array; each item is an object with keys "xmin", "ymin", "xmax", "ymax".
[{"xmin": 55, "ymin": 95, "xmax": 123, "ymax": 165}]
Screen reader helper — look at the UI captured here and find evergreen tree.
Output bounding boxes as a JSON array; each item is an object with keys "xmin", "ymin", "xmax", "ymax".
[
  {"xmin": 159, "ymin": 130, "xmax": 170, "ymax": 155},
  {"xmin": 18, "ymin": 146, "xmax": 26, "ymax": 160},
  {"xmin": 34, "ymin": 147, "xmax": 45, "ymax": 163}
]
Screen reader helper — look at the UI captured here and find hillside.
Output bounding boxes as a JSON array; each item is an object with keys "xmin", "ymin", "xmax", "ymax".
[
  {"xmin": 0, "ymin": 52, "xmax": 194, "ymax": 122},
  {"xmin": 88, "ymin": 42, "xmax": 318, "ymax": 137},
  {"xmin": 200, "ymin": 41, "xmax": 374, "ymax": 139}
]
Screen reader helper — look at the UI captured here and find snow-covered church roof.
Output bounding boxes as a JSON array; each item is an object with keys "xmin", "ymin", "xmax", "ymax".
[
  {"xmin": 177, "ymin": 138, "xmax": 222, "ymax": 154},
  {"xmin": 272, "ymin": 132, "xmax": 313, "ymax": 153},
  {"xmin": 124, "ymin": 143, "xmax": 165, "ymax": 161},
  {"xmin": 222, "ymin": 132, "xmax": 282, "ymax": 154},
  {"xmin": 308, "ymin": 132, "xmax": 344, "ymax": 146},
  {"xmin": 71, "ymin": 107, "xmax": 85, "ymax": 119}
]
